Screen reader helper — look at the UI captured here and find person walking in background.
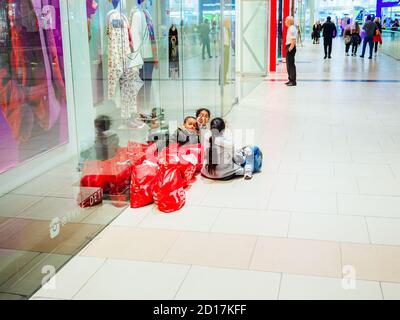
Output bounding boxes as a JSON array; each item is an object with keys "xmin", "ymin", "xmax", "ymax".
[
  {"xmin": 312, "ymin": 21, "xmax": 320, "ymax": 44},
  {"xmin": 360, "ymin": 15, "xmax": 377, "ymax": 59},
  {"xmin": 321, "ymin": 16, "xmax": 336, "ymax": 59},
  {"xmin": 317, "ymin": 21, "xmax": 322, "ymax": 43},
  {"xmin": 210, "ymin": 16, "xmax": 218, "ymax": 58},
  {"xmin": 285, "ymin": 16, "xmax": 297, "ymax": 87},
  {"xmin": 351, "ymin": 22, "xmax": 361, "ymax": 56},
  {"xmin": 200, "ymin": 18, "xmax": 211, "ymax": 60},
  {"xmin": 297, "ymin": 24, "xmax": 303, "ymax": 47},
  {"xmin": 373, "ymin": 17, "xmax": 383, "ymax": 57},
  {"xmin": 223, "ymin": 17, "xmax": 231, "ymax": 84},
  {"xmin": 391, "ymin": 18, "xmax": 399, "ymax": 31},
  {"xmin": 344, "ymin": 19, "xmax": 352, "ymax": 56}
]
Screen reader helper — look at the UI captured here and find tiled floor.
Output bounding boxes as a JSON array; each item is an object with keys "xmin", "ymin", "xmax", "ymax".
[{"xmin": 29, "ymin": 40, "xmax": 400, "ymax": 299}]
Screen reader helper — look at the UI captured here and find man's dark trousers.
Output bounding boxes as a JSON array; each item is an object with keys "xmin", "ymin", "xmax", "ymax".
[
  {"xmin": 361, "ymin": 36, "xmax": 374, "ymax": 58},
  {"xmin": 324, "ymin": 37, "xmax": 332, "ymax": 57},
  {"xmin": 286, "ymin": 45, "xmax": 296, "ymax": 84}
]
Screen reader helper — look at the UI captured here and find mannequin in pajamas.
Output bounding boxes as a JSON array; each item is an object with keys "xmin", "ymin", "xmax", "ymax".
[{"xmin": 107, "ymin": 0, "xmax": 142, "ymax": 124}]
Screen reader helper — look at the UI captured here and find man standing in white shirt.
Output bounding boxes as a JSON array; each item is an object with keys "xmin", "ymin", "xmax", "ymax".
[{"xmin": 285, "ymin": 16, "xmax": 297, "ymax": 87}]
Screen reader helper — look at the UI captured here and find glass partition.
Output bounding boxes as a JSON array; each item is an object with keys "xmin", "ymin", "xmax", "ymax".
[
  {"xmin": 381, "ymin": 29, "xmax": 400, "ymax": 60},
  {"xmin": 0, "ymin": 0, "xmax": 238, "ymax": 300}
]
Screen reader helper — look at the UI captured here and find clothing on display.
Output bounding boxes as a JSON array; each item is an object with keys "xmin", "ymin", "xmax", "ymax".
[
  {"xmin": 0, "ymin": 0, "xmax": 68, "ymax": 174},
  {"xmin": 107, "ymin": 7, "xmax": 141, "ymax": 120},
  {"xmin": 168, "ymin": 24, "xmax": 179, "ymax": 78},
  {"xmin": 130, "ymin": 2, "xmax": 158, "ymax": 114}
]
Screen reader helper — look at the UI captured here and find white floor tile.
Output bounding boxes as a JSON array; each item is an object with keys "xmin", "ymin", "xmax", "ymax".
[
  {"xmin": 139, "ymin": 206, "xmax": 220, "ymax": 232},
  {"xmin": 299, "ymin": 149, "xmax": 351, "ymax": 163},
  {"xmin": 279, "ymin": 274, "xmax": 383, "ymax": 300},
  {"xmin": 351, "ymin": 152, "xmax": 400, "ymax": 165},
  {"xmin": 279, "ymin": 161, "xmax": 335, "ymax": 176},
  {"xmin": 268, "ymin": 191, "xmax": 337, "ymax": 214},
  {"xmin": 338, "ymin": 194, "xmax": 400, "ymax": 218},
  {"xmin": 296, "ymin": 175, "xmax": 358, "ymax": 194},
  {"xmin": 334, "ymin": 163, "xmax": 394, "ymax": 178},
  {"xmin": 288, "ymin": 213, "xmax": 369, "ymax": 243},
  {"xmin": 32, "ymin": 256, "xmax": 105, "ymax": 299},
  {"xmin": 381, "ymin": 282, "xmax": 400, "ymax": 300},
  {"xmin": 210, "ymin": 209, "xmax": 290, "ymax": 237},
  {"xmin": 200, "ymin": 179, "xmax": 270, "ymax": 210},
  {"xmin": 110, "ymin": 206, "xmax": 152, "ymax": 227},
  {"xmin": 357, "ymin": 177, "xmax": 400, "ymax": 196},
  {"xmin": 176, "ymin": 266, "xmax": 281, "ymax": 300},
  {"xmin": 73, "ymin": 260, "xmax": 190, "ymax": 300},
  {"xmin": 366, "ymin": 217, "xmax": 400, "ymax": 245}
]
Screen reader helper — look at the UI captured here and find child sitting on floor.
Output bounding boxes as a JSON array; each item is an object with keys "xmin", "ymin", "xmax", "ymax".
[
  {"xmin": 170, "ymin": 116, "xmax": 200, "ymax": 146},
  {"xmin": 202, "ymin": 117, "xmax": 263, "ymax": 180}
]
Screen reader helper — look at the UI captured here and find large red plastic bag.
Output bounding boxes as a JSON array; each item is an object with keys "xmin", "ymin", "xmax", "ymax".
[
  {"xmin": 116, "ymin": 142, "xmax": 157, "ymax": 167},
  {"xmin": 158, "ymin": 144, "xmax": 196, "ymax": 187},
  {"xmin": 153, "ymin": 164, "xmax": 186, "ymax": 213},
  {"xmin": 130, "ymin": 160, "xmax": 159, "ymax": 208},
  {"xmin": 177, "ymin": 153, "xmax": 197, "ymax": 187},
  {"xmin": 158, "ymin": 143, "xmax": 180, "ymax": 166},
  {"xmin": 80, "ymin": 159, "xmax": 130, "ymax": 195},
  {"xmin": 178, "ymin": 143, "xmax": 204, "ymax": 172},
  {"xmin": 144, "ymin": 142, "xmax": 159, "ymax": 164}
]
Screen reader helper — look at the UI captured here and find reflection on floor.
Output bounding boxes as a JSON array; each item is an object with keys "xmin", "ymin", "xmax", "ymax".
[
  {"xmin": 28, "ymin": 40, "xmax": 400, "ymax": 300},
  {"xmin": 0, "ymin": 159, "xmax": 127, "ymax": 299}
]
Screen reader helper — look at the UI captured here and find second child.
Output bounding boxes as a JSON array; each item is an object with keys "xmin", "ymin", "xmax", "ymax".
[
  {"xmin": 170, "ymin": 116, "xmax": 200, "ymax": 146},
  {"xmin": 202, "ymin": 118, "xmax": 262, "ymax": 180}
]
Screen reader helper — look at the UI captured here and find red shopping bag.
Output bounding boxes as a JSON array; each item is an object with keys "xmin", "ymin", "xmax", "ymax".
[
  {"xmin": 158, "ymin": 143, "xmax": 180, "ymax": 165},
  {"xmin": 80, "ymin": 159, "xmax": 130, "ymax": 195},
  {"xmin": 144, "ymin": 142, "xmax": 159, "ymax": 164},
  {"xmin": 130, "ymin": 160, "xmax": 159, "ymax": 208},
  {"xmin": 178, "ymin": 143, "xmax": 204, "ymax": 172},
  {"xmin": 158, "ymin": 144, "xmax": 196, "ymax": 187},
  {"xmin": 177, "ymin": 153, "xmax": 197, "ymax": 187},
  {"xmin": 153, "ymin": 163, "xmax": 186, "ymax": 213}
]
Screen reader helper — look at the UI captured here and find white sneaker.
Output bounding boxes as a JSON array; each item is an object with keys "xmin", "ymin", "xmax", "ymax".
[{"xmin": 244, "ymin": 172, "xmax": 253, "ymax": 180}]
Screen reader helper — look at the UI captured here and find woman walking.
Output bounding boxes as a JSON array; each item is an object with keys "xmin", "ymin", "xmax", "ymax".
[
  {"xmin": 351, "ymin": 22, "xmax": 361, "ymax": 56},
  {"xmin": 373, "ymin": 17, "xmax": 383, "ymax": 57},
  {"xmin": 344, "ymin": 19, "xmax": 352, "ymax": 56}
]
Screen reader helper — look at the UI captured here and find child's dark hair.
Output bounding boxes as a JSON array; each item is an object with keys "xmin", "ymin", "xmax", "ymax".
[
  {"xmin": 195, "ymin": 108, "xmax": 211, "ymax": 118},
  {"xmin": 206, "ymin": 117, "xmax": 226, "ymax": 175},
  {"xmin": 94, "ymin": 115, "xmax": 111, "ymax": 133},
  {"xmin": 184, "ymin": 116, "xmax": 196, "ymax": 124}
]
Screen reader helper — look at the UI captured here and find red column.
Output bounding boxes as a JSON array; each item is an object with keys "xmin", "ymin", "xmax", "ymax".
[
  {"xmin": 281, "ymin": 0, "xmax": 290, "ymax": 59},
  {"xmin": 269, "ymin": 0, "xmax": 277, "ymax": 72}
]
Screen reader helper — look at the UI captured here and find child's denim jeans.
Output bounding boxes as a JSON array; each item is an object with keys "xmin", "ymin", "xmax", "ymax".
[{"xmin": 241, "ymin": 146, "xmax": 263, "ymax": 174}]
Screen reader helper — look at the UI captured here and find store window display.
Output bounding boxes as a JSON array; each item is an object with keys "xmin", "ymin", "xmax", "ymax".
[
  {"xmin": 168, "ymin": 24, "xmax": 180, "ymax": 79},
  {"xmin": 0, "ymin": 0, "xmax": 68, "ymax": 173},
  {"xmin": 130, "ymin": 0, "xmax": 159, "ymax": 117},
  {"xmin": 106, "ymin": 0, "xmax": 143, "ymax": 127}
]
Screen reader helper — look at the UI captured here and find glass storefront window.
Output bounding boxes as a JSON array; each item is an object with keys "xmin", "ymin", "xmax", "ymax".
[{"xmin": 0, "ymin": 0, "xmax": 239, "ymax": 299}]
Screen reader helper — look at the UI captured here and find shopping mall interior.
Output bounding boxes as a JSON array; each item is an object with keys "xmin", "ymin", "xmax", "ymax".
[{"xmin": 0, "ymin": 0, "xmax": 400, "ymax": 301}]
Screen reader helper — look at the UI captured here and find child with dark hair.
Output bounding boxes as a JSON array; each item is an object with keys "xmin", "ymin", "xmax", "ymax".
[
  {"xmin": 195, "ymin": 107, "xmax": 211, "ymax": 130},
  {"xmin": 202, "ymin": 118, "xmax": 262, "ymax": 180},
  {"xmin": 196, "ymin": 107, "xmax": 211, "ymax": 144},
  {"xmin": 170, "ymin": 116, "xmax": 200, "ymax": 146}
]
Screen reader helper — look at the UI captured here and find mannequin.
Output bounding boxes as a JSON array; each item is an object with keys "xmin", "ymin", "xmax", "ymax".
[
  {"xmin": 130, "ymin": 0, "xmax": 158, "ymax": 115},
  {"xmin": 168, "ymin": 24, "xmax": 179, "ymax": 78},
  {"xmin": 107, "ymin": 0, "xmax": 142, "ymax": 125}
]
